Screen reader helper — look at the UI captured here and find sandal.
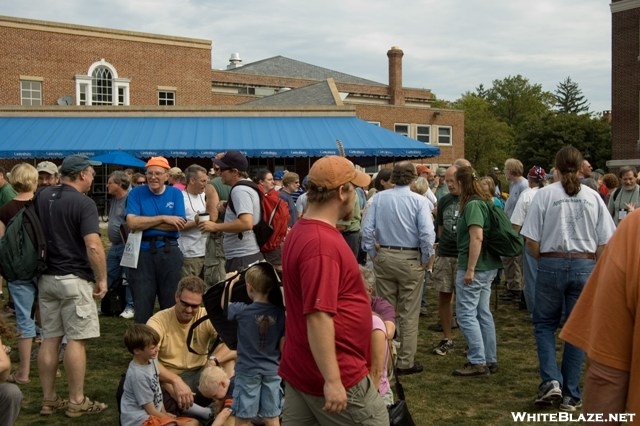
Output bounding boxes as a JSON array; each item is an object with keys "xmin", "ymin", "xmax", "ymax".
[
  {"xmin": 65, "ymin": 396, "xmax": 108, "ymax": 418},
  {"xmin": 7, "ymin": 373, "xmax": 30, "ymax": 385},
  {"xmin": 40, "ymin": 395, "xmax": 69, "ymax": 416}
]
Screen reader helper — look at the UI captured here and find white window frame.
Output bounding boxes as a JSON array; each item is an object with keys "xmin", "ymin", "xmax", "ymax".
[
  {"xmin": 437, "ymin": 126, "xmax": 452, "ymax": 145},
  {"xmin": 394, "ymin": 123, "xmax": 410, "ymax": 137},
  {"xmin": 158, "ymin": 89, "xmax": 176, "ymax": 106},
  {"xmin": 20, "ymin": 78, "xmax": 43, "ymax": 106},
  {"xmin": 75, "ymin": 59, "xmax": 130, "ymax": 106},
  {"xmin": 416, "ymin": 125, "xmax": 431, "ymax": 144}
]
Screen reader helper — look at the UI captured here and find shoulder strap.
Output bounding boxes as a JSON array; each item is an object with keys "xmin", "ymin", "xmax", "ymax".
[
  {"xmin": 186, "ymin": 315, "xmax": 219, "ymax": 356},
  {"xmin": 613, "ymin": 187, "xmax": 621, "ymax": 202},
  {"xmin": 228, "ymin": 180, "xmax": 261, "ymax": 214}
]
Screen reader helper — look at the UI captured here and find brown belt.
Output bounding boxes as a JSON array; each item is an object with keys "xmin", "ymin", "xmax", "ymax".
[{"xmin": 540, "ymin": 252, "xmax": 596, "ymax": 260}]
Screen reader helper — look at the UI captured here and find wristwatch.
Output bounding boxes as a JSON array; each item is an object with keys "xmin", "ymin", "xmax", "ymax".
[{"xmin": 208, "ymin": 355, "xmax": 220, "ymax": 366}]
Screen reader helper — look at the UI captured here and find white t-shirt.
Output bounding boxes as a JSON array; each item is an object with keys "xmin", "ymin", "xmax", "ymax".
[
  {"xmin": 223, "ymin": 181, "xmax": 261, "ymax": 259},
  {"xmin": 510, "ymin": 186, "xmax": 538, "ymax": 227},
  {"xmin": 178, "ymin": 190, "xmax": 207, "ymax": 257},
  {"xmin": 521, "ymin": 182, "xmax": 615, "ymax": 253}
]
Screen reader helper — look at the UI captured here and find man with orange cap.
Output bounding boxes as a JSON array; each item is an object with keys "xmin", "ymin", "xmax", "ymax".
[{"xmin": 126, "ymin": 156, "xmax": 186, "ymax": 323}]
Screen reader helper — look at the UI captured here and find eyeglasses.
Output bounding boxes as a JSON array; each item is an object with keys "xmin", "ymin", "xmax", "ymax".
[
  {"xmin": 179, "ymin": 299, "xmax": 200, "ymax": 310},
  {"xmin": 146, "ymin": 171, "xmax": 166, "ymax": 177}
]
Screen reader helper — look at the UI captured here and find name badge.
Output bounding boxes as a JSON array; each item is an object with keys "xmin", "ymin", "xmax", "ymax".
[{"xmin": 618, "ymin": 209, "xmax": 627, "ymax": 220}]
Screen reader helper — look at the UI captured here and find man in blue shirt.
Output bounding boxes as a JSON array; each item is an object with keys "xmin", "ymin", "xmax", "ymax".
[
  {"xmin": 126, "ymin": 156, "xmax": 186, "ymax": 323},
  {"xmin": 361, "ymin": 161, "xmax": 435, "ymax": 375}
]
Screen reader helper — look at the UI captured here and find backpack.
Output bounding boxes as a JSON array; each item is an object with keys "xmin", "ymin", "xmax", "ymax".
[
  {"xmin": 471, "ymin": 197, "xmax": 523, "ymax": 258},
  {"xmin": 0, "ymin": 200, "xmax": 47, "ymax": 282},
  {"xmin": 227, "ymin": 180, "xmax": 290, "ymax": 253},
  {"xmin": 100, "ymin": 276, "xmax": 127, "ymax": 317},
  {"xmin": 187, "ymin": 261, "xmax": 283, "ymax": 353}
]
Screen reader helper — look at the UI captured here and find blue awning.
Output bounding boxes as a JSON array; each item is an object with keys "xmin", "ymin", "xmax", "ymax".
[{"xmin": 0, "ymin": 116, "xmax": 439, "ymax": 160}]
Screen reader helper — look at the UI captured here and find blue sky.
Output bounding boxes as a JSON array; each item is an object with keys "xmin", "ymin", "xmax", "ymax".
[{"xmin": 2, "ymin": 0, "xmax": 611, "ymax": 112}]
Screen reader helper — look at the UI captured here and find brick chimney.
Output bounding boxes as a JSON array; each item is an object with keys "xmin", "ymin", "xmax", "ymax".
[{"xmin": 387, "ymin": 46, "xmax": 404, "ymax": 106}]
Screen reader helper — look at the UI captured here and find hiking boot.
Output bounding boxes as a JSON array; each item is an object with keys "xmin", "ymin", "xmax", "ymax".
[
  {"xmin": 534, "ymin": 380, "xmax": 562, "ymax": 406},
  {"xmin": 396, "ymin": 362, "xmax": 424, "ymax": 376},
  {"xmin": 559, "ymin": 396, "xmax": 583, "ymax": 412},
  {"xmin": 433, "ymin": 339, "xmax": 454, "ymax": 356},
  {"xmin": 452, "ymin": 363, "xmax": 489, "ymax": 377}
]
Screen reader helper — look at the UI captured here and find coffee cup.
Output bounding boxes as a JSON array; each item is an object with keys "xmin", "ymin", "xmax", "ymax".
[{"xmin": 198, "ymin": 212, "xmax": 210, "ymax": 222}]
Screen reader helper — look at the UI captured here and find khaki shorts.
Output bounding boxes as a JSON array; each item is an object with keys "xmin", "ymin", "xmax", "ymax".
[
  {"xmin": 431, "ymin": 256, "xmax": 458, "ymax": 293},
  {"xmin": 38, "ymin": 274, "xmax": 100, "ymax": 340},
  {"xmin": 282, "ymin": 375, "xmax": 387, "ymax": 426},
  {"xmin": 182, "ymin": 256, "xmax": 205, "ymax": 279}
]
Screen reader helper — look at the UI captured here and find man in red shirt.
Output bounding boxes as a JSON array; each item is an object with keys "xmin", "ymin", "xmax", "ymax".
[{"xmin": 279, "ymin": 156, "xmax": 387, "ymax": 425}]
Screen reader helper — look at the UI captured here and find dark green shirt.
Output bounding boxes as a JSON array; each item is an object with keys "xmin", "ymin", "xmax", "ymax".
[
  {"xmin": 435, "ymin": 193, "xmax": 460, "ymax": 258},
  {"xmin": 456, "ymin": 199, "xmax": 502, "ymax": 271}
]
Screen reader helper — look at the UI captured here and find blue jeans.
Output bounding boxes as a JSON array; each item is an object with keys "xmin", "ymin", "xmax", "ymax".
[
  {"xmin": 7, "ymin": 279, "xmax": 37, "ymax": 338},
  {"xmin": 522, "ymin": 248, "xmax": 538, "ymax": 315},
  {"xmin": 107, "ymin": 243, "xmax": 133, "ymax": 309},
  {"xmin": 128, "ymin": 244, "xmax": 183, "ymax": 324},
  {"xmin": 533, "ymin": 257, "xmax": 594, "ymax": 400},
  {"xmin": 455, "ymin": 269, "xmax": 498, "ymax": 365}
]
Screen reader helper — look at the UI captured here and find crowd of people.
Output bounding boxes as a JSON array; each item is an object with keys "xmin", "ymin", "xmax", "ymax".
[{"xmin": 0, "ymin": 145, "xmax": 639, "ymax": 424}]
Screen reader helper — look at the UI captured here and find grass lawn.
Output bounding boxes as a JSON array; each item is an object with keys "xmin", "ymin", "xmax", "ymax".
[{"xmin": 2, "ymin": 234, "xmax": 578, "ymax": 425}]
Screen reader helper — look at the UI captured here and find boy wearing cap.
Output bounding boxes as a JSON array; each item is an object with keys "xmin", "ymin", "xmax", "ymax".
[
  {"xmin": 126, "ymin": 156, "xmax": 186, "ymax": 324},
  {"xmin": 35, "ymin": 154, "xmax": 108, "ymax": 417},
  {"xmin": 199, "ymin": 150, "xmax": 263, "ymax": 272},
  {"xmin": 279, "ymin": 156, "xmax": 387, "ymax": 425}
]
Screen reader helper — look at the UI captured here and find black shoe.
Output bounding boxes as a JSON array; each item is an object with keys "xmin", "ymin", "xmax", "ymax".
[
  {"xmin": 487, "ymin": 363, "xmax": 498, "ymax": 374},
  {"xmin": 396, "ymin": 362, "xmax": 424, "ymax": 376}
]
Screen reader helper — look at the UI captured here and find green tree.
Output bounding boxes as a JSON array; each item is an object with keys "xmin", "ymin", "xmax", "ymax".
[
  {"xmin": 515, "ymin": 112, "xmax": 610, "ymax": 171},
  {"xmin": 453, "ymin": 92, "xmax": 514, "ymax": 173},
  {"xmin": 485, "ymin": 75, "xmax": 555, "ymax": 128},
  {"xmin": 554, "ymin": 77, "xmax": 590, "ymax": 114}
]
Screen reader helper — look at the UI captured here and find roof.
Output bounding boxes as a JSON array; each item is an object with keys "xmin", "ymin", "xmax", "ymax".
[
  {"xmin": 0, "ymin": 115, "xmax": 439, "ymax": 162},
  {"xmin": 243, "ymin": 79, "xmax": 343, "ymax": 107},
  {"xmin": 225, "ymin": 56, "xmax": 385, "ymax": 86}
]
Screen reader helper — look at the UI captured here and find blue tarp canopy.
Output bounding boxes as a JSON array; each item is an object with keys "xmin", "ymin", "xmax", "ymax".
[
  {"xmin": 89, "ymin": 151, "xmax": 147, "ymax": 168},
  {"xmin": 0, "ymin": 116, "xmax": 439, "ymax": 161}
]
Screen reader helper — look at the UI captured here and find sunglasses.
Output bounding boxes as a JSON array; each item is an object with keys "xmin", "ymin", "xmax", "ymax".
[
  {"xmin": 179, "ymin": 299, "xmax": 200, "ymax": 310},
  {"xmin": 136, "ymin": 180, "xmax": 146, "ymax": 184}
]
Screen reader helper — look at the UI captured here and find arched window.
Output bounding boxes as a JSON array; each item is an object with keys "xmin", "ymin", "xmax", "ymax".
[
  {"xmin": 75, "ymin": 59, "xmax": 130, "ymax": 106},
  {"xmin": 92, "ymin": 66, "xmax": 113, "ymax": 105}
]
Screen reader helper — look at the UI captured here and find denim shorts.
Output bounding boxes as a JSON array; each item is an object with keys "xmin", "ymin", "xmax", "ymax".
[
  {"xmin": 231, "ymin": 372, "xmax": 283, "ymax": 419},
  {"xmin": 7, "ymin": 279, "xmax": 37, "ymax": 338}
]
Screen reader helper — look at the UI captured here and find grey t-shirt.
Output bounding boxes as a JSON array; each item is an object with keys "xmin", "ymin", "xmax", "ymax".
[
  {"xmin": 120, "ymin": 358, "xmax": 163, "ymax": 426},
  {"xmin": 223, "ymin": 181, "xmax": 261, "ymax": 259},
  {"xmin": 108, "ymin": 195, "xmax": 128, "ymax": 245}
]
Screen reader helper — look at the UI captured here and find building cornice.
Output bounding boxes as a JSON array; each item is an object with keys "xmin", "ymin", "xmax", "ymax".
[
  {"xmin": 0, "ymin": 15, "xmax": 211, "ymax": 50},
  {"xmin": 611, "ymin": 0, "xmax": 640, "ymax": 13}
]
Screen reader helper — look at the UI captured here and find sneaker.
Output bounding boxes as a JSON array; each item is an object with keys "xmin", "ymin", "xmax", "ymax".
[
  {"xmin": 396, "ymin": 362, "xmax": 424, "ymax": 376},
  {"xmin": 452, "ymin": 363, "xmax": 489, "ymax": 377},
  {"xmin": 487, "ymin": 362, "xmax": 498, "ymax": 374},
  {"xmin": 427, "ymin": 318, "xmax": 458, "ymax": 332},
  {"xmin": 559, "ymin": 396, "xmax": 583, "ymax": 412},
  {"xmin": 119, "ymin": 307, "xmax": 134, "ymax": 319},
  {"xmin": 433, "ymin": 339, "xmax": 454, "ymax": 356},
  {"xmin": 419, "ymin": 306, "xmax": 428, "ymax": 317},
  {"xmin": 534, "ymin": 380, "xmax": 562, "ymax": 406}
]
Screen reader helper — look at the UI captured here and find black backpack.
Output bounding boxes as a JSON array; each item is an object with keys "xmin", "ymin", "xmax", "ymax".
[
  {"xmin": 0, "ymin": 200, "xmax": 47, "ymax": 282},
  {"xmin": 187, "ymin": 261, "xmax": 283, "ymax": 353},
  {"xmin": 100, "ymin": 277, "xmax": 127, "ymax": 317}
]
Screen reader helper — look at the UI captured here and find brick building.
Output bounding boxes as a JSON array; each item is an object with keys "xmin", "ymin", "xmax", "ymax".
[
  {"xmin": 610, "ymin": 0, "xmax": 640, "ymax": 167},
  {"xmin": 0, "ymin": 15, "xmax": 461, "ymax": 172}
]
